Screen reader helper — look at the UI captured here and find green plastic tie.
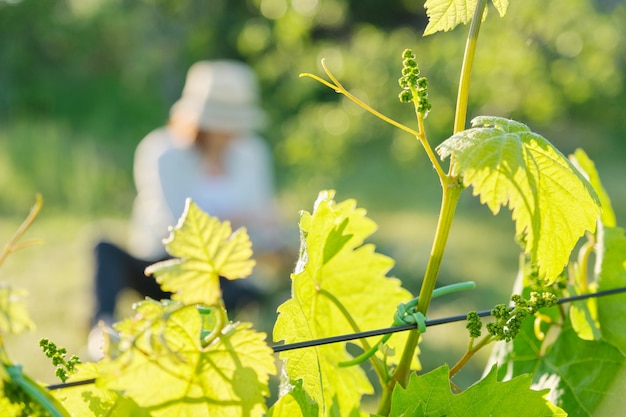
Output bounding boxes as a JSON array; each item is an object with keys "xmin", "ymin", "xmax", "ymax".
[
  {"xmin": 339, "ymin": 281, "xmax": 475, "ymax": 367},
  {"xmin": 6, "ymin": 364, "xmax": 70, "ymax": 417}
]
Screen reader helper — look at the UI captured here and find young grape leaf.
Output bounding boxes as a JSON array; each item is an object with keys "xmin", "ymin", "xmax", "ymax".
[
  {"xmin": 437, "ymin": 116, "xmax": 601, "ymax": 283},
  {"xmin": 596, "ymin": 226, "xmax": 626, "ymax": 354},
  {"xmin": 565, "ymin": 153, "xmax": 625, "ymax": 350},
  {"xmin": 0, "ymin": 284, "xmax": 35, "ymax": 334},
  {"xmin": 490, "ymin": 213, "xmax": 626, "ymax": 416},
  {"xmin": 569, "ymin": 148, "xmax": 616, "ymax": 227},
  {"xmin": 273, "ymin": 190, "xmax": 416, "ymax": 417},
  {"xmin": 97, "ymin": 301, "xmax": 276, "ymax": 417},
  {"xmin": 388, "ymin": 365, "xmax": 565, "ymax": 416},
  {"xmin": 563, "ymin": 151, "xmax": 615, "ymax": 341},
  {"xmin": 146, "ymin": 198, "xmax": 255, "ymax": 306},
  {"xmin": 53, "ymin": 363, "xmax": 149, "ymax": 417},
  {"xmin": 496, "ymin": 318, "xmax": 626, "ymax": 416},
  {"xmin": 423, "ymin": 0, "xmax": 509, "ymax": 36}
]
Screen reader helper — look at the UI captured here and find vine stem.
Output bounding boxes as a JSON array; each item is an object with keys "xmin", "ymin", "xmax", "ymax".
[
  {"xmin": 379, "ymin": 181, "xmax": 463, "ymax": 415},
  {"xmin": 382, "ymin": 1, "xmax": 488, "ymax": 411},
  {"xmin": 416, "ymin": 263, "xmax": 470, "ymax": 327},
  {"xmin": 449, "ymin": 334, "xmax": 494, "ymax": 378},
  {"xmin": 417, "ymin": 112, "xmax": 446, "ymax": 185},
  {"xmin": 453, "ymin": 0, "xmax": 487, "ymax": 134},
  {"xmin": 0, "ymin": 194, "xmax": 43, "ymax": 269},
  {"xmin": 397, "ymin": 182, "xmax": 462, "ymax": 376}
]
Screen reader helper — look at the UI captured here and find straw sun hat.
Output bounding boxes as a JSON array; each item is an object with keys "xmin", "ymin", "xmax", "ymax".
[{"xmin": 169, "ymin": 60, "xmax": 266, "ymax": 136}]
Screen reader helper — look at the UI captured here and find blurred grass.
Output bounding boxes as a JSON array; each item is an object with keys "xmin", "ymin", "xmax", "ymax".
[{"xmin": 0, "ymin": 120, "xmax": 134, "ymax": 217}]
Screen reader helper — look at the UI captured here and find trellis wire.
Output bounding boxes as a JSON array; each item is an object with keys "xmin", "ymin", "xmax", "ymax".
[{"xmin": 46, "ymin": 286, "xmax": 626, "ymax": 390}]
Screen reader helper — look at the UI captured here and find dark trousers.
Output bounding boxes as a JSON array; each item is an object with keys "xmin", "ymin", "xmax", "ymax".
[{"xmin": 92, "ymin": 241, "xmax": 262, "ymax": 324}]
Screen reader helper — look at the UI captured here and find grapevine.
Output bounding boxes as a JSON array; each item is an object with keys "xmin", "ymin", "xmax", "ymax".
[{"xmin": 0, "ymin": 1, "xmax": 624, "ymax": 416}]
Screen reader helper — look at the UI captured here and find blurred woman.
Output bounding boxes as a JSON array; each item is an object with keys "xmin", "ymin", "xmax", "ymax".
[{"xmin": 89, "ymin": 60, "xmax": 284, "ymax": 358}]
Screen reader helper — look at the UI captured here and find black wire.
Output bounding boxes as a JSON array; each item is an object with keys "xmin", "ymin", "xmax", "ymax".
[
  {"xmin": 46, "ymin": 285, "xmax": 626, "ymax": 391},
  {"xmin": 48, "ymin": 379, "xmax": 96, "ymax": 390},
  {"xmin": 273, "ymin": 286, "xmax": 626, "ymax": 352}
]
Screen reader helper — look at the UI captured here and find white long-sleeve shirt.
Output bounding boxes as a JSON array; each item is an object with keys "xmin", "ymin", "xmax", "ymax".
[{"xmin": 127, "ymin": 127, "xmax": 278, "ymax": 260}]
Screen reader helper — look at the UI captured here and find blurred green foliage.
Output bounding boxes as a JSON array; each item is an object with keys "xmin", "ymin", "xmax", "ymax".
[{"xmin": 0, "ymin": 0, "xmax": 624, "ymax": 216}]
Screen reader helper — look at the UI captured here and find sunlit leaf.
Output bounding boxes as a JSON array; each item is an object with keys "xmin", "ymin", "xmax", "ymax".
[
  {"xmin": 596, "ymin": 226, "xmax": 626, "ymax": 354},
  {"xmin": 53, "ymin": 364, "xmax": 149, "ymax": 417},
  {"xmin": 273, "ymin": 190, "xmax": 415, "ymax": 417},
  {"xmin": 563, "ymin": 150, "xmax": 614, "ymax": 341},
  {"xmin": 423, "ymin": 0, "xmax": 509, "ymax": 36},
  {"xmin": 490, "ymin": 245, "xmax": 626, "ymax": 417},
  {"xmin": 540, "ymin": 324, "xmax": 626, "ymax": 415},
  {"xmin": 146, "ymin": 199, "xmax": 255, "ymax": 306},
  {"xmin": 389, "ymin": 365, "xmax": 564, "ymax": 416},
  {"xmin": 0, "ymin": 284, "xmax": 35, "ymax": 335},
  {"xmin": 0, "ymin": 396, "xmax": 24, "ymax": 417},
  {"xmin": 98, "ymin": 301, "xmax": 276, "ymax": 417},
  {"xmin": 494, "ymin": 317, "xmax": 626, "ymax": 416},
  {"xmin": 570, "ymin": 148, "xmax": 616, "ymax": 227},
  {"xmin": 437, "ymin": 116, "xmax": 600, "ymax": 283}
]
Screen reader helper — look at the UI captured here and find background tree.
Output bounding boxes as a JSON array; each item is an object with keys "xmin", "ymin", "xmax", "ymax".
[{"xmin": 0, "ymin": 0, "xmax": 624, "ymax": 217}]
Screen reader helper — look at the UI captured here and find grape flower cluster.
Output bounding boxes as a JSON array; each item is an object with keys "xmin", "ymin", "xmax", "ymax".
[
  {"xmin": 466, "ymin": 292, "xmax": 558, "ymax": 342},
  {"xmin": 39, "ymin": 338, "xmax": 80, "ymax": 383},
  {"xmin": 398, "ymin": 49, "xmax": 432, "ymax": 116}
]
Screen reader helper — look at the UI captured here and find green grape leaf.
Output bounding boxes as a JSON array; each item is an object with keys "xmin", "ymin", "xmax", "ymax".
[
  {"xmin": 0, "ymin": 284, "xmax": 35, "ymax": 335},
  {"xmin": 491, "ymin": 226, "xmax": 626, "ymax": 416},
  {"xmin": 98, "ymin": 300, "xmax": 276, "ymax": 417},
  {"xmin": 273, "ymin": 190, "xmax": 415, "ymax": 417},
  {"xmin": 423, "ymin": 0, "xmax": 509, "ymax": 36},
  {"xmin": 596, "ymin": 226, "xmax": 626, "ymax": 354},
  {"xmin": 146, "ymin": 199, "xmax": 255, "ymax": 306},
  {"xmin": 389, "ymin": 365, "xmax": 565, "ymax": 416},
  {"xmin": 267, "ymin": 379, "xmax": 319, "ymax": 417},
  {"xmin": 437, "ymin": 116, "xmax": 601, "ymax": 283},
  {"xmin": 492, "ymin": 318, "xmax": 626, "ymax": 416},
  {"xmin": 53, "ymin": 364, "xmax": 149, "ymax": 417},
  {"xmin": 569, "ymin": 148, "xmax": 616, "ymax": 227},
  {"xmin": 566, "ymin": 150, "xmax": 612, "ymax": 341}
]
